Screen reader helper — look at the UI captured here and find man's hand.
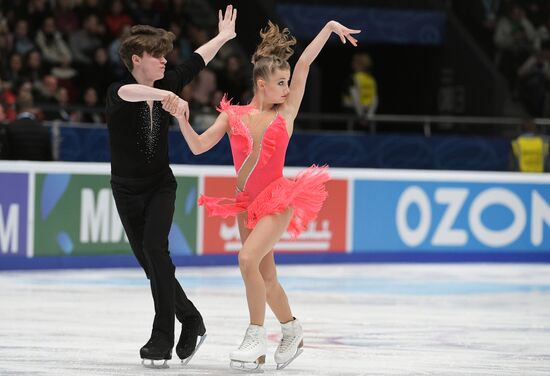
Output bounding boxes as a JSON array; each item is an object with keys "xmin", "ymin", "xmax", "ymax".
[
  {"xmin": 218, "ymin": 4, "xmax": 237, "ymax": 41},
  {"xmin": 162, "ymin": 93, "xmax": 189, "ymax": 121}
]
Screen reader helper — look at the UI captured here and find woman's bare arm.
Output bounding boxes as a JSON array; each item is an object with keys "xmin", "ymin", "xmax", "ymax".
[
  {"xmin": 282, "ymin": 21, "xmax": 360, "ymax": 123},
  {"xmin": 162, "ymin": 93, "xmax": 229, "ymax": 155}
]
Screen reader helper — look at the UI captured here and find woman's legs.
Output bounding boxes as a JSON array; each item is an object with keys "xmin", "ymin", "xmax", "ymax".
[
  {"xmin": 237, "ymin": 212, "xmax": 293, "ymax": 324},
  {"xmin": 259, "ymin": 251, "xmax": 293, "ymax": 323},
  {"xmin": 237, "ymin": 208, "xmax": 293, "ymax": 325}
]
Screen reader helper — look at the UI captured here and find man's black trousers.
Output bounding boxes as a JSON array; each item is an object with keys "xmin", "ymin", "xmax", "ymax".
[{"xmin": 111, "ymin": 169, "xmax": 200, "ymax": 343}]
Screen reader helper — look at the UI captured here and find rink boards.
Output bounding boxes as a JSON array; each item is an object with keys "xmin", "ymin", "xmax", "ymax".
[{"xmin": 1, "ymin": 161, "xmax": 550, "ymax": 269}]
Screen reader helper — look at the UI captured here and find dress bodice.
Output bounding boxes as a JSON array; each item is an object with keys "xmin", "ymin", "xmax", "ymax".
[{"xmin": 218, "ymin": 97, "xmax": 289, "ymax": 200}]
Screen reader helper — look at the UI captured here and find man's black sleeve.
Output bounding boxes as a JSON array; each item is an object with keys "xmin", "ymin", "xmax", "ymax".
[
  {"xmin": 163, "ymin": 52, "xmax": 206, "ymax": 94},
  {"xmin": 105, "ymin": 82, "xmax": 125, "ymax": 115}
]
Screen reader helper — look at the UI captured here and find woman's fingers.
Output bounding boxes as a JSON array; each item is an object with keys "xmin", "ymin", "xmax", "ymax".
[
  {"xmin": 339, "ymin": 33, "xmax": 346, "ymax": 44},
  {"xmin": 346, "ymin": 34, "xmax": 358, "ymax": 46}
]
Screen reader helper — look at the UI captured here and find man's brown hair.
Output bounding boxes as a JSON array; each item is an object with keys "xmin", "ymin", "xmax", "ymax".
[{"xmin": 119, "ymin": 25, "xmax": 175, "ymax": 71}]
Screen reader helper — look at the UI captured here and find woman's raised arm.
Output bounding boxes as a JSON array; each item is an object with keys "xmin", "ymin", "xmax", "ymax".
[{"xmin": 283, "ymin": 21, "xmax": 360, "ymax": 121}]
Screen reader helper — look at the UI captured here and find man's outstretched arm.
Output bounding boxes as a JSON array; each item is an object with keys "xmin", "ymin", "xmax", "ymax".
[{"xmin": 194, "ymin": 4, "xmax": 237, "ymax": 65}]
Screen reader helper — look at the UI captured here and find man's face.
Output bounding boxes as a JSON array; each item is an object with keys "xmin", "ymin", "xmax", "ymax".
[{"xmin": 133, "ymin": 52, "xmax": 167, "ymax": 82}]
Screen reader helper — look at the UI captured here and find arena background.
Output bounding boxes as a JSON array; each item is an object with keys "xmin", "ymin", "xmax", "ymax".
[{"xmin": 2, "ymin": 0, "xmax": 549, "ymax": 268}]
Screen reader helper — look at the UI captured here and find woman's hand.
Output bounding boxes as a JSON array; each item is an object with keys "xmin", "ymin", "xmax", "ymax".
[
  {"xmin": 162, "ymin": 93, "xmax": 189, "ymax": 121},
  {"xmin": 218, "ymin": 4, "xmax": 237, "ymax": 41},
  {"xmin": 328, "ymin": 21, "xmax": 361, "ymax": 46}
]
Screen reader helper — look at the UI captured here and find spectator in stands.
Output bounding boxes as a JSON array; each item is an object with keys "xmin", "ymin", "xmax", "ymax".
[
  {"xmin": 342, "ymin": 52, "xmax": 378, "ymax": 122},
  {"xmin": 4, "ymin": 90, "xmax": 52, "ymax": 161},
  {"xmin": 0, "ymin": 100, "xmax": 6, "ymax": 123},
  {"xmin": 0, "ymin": 79, "xmax": 17, "ymax": 121},
  {"xmin": 536, "ymin": 14, "xmax": 550, "ymax": 50},
  {"xmin": 192, "ymin": 68, "xmax": 217, "ymax": 110},
  {"xmin": 52, "ymin": 87, "xmax": 77, "ymax": 122},
  {"xmin": 168, "ymin": 20, "xmax": 194, "ymax": 62},
  {"xmin": 54, "ymin": 0, "xmax": 80, "ymax": 36},
  {"xmin": 27, "ymin": 0, "xmax": 53, "ymax": 34},
  {"xmin": 494, "ymin": 3, "xmax": 537, "ymax": 90},
  {"xmin": 35, "ymin": 16, "xmax": 72, "ymax": 70},
  {"xmin": 217, "ymin": 54, "xmax": 249, "ymax": 103},
  {"xmin": 462, "ymin": 0, "xmax": 501, "ymax": 56},
  {"xmin": 34, "ymin": 74, "xmax": 61, "ymax": 120},
  {"xmin": 12, "ymin": 19, "xmax": 35, "ymax": 56},
  {"xmin": 105, "ymin": 0, "xmax": 134, "ymax": 39},
  {"xmin": 518, "ymin": 40, "xmax": 550, "ymax": 116},
  {"xmin": 69, "ymin": 14, "xmax": 105, "ymax": 68},
  {"xmin": 75, "ymin": 0, "xmax": 103, "ymax": 21},
  {"xmin": 521, "ymin": 0, "xmax": 545, "ymax": 27},
  {"xmin": 3, "ymin": 53, "xmax": 24, "ymax": 85},
  {"xmin": 23, "ymin": 50, "xmax": 47, "ymax": 89},
  {"xmin": 80, "ymin": 47, "xmax": 117, "ymax": 102},
  {"xmin": 129, "ymin": 0, "xmax": 167, "ymax": 28},
  {"xmin": 511, "ymin": 118, "xmax": 548, "ymax": 172},
  {"xmin": 109, "ymin": 25, "xmax": 132, "ymax": 79},
  {"xmin": 0, "ymin": 106, "xmax": 7, "ymax": 158},
  {"xmin": 78, "ymin": 86, "xmax": 104, "ymax": 124},
  {"xmin": 0, "ymin": 18, "xmax": 12, "ymax": 69}
]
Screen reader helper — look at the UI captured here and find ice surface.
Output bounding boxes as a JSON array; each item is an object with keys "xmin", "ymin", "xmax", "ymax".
[{"xmin": 1, "ymin": 264, "xmax": 549, "ymax": 375}]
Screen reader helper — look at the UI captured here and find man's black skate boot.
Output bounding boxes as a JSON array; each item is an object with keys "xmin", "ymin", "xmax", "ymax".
[
  {"xmin": 140, "ymin": 332, "xmax": 173, "ymax": 368},
  {"xmin": 176, "ymin": 315, "xmax": 207, "ymax": 364}
]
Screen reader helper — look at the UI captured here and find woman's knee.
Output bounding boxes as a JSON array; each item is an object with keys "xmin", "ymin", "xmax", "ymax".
[{"xmin": 238, "ymin": 251, "xmax": 259, "ymax": 275}]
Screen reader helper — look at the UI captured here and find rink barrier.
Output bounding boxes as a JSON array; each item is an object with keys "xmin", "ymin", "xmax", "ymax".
[{"xmin": 1, "ymin": 161, "xmax": 549, "ymax": 270}]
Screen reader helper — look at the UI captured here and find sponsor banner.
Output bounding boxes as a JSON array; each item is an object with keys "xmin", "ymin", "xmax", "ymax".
[
  {"xmin": 202, "ymin": 176, "xmax": 347, "ymax": 254},
  {"xmin": 0, "ymin": 173, "xmax": 28, "ymax": 257},
  {"xmin": 34, "ymin": 173, "xmax": 198, "ymax": 256},
  {"xmin": 353, "ymin": 180, "xmax": 550, "ymax": 252}
]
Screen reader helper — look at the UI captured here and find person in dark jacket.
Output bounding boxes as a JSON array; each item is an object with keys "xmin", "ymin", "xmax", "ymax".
[{"xmin": 4, "ymin": 91, "xmax": 52, "ymax": 161}]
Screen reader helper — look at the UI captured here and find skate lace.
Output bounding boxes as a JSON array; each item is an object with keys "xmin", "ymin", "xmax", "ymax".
[
  {"xmin": 239, "ymin": 332, "xmax": 259, "ymax": 350},
  {"xmin": 278, "ymin": 334, "xmax": 296, "ymax": 353}
]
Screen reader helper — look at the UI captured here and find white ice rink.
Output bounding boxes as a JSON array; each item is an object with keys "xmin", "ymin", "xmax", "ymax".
[{"xmin": 1, "ymin": 263, "xmax": 550, "ymax": 376}]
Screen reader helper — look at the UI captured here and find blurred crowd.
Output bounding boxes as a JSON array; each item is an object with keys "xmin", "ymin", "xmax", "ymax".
[
  {"xmin": 0, "ymin": 0, "xmax": 252, "ymax": 124},
  {"xmin": 454, "ymin": 0, "xmax": 550, "ymax": 117}
]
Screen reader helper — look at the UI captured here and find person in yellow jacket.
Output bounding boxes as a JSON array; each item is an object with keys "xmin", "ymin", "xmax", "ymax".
[
  {"xmin": 342, "ymin": 52, "xmax": 378, "ymax": 119},
  {"xmin": 511, "ymin": 119, "xmax": 548, "ymax": 172}
]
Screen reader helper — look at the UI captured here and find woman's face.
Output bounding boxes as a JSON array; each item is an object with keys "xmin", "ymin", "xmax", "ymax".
[{"xmin": 259, "ymin": 68, "xmax": 290, "ymax": 105}]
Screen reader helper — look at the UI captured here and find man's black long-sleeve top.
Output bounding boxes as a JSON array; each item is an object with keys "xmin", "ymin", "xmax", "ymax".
[{"xmin": 105, "ymin": 53, "xmax": 205, "ymax": 178}]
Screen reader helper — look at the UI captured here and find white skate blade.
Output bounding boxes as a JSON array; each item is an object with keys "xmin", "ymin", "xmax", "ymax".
[
  {"xmin": 181, "ymin": 334, "xmax": 207, "ymax": 365},
  {"xmin": 230, "ymin": 356, "xmax": 265, "ymax": 373},
  {"xmin": 141, "ymin": 359, "xmax": 169, "ymax": 369},
  {"xmin": 276, "ymin": 347, "xmax": 303, "ymax": 370}
]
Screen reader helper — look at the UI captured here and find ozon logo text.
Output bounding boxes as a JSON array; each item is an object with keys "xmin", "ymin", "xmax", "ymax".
[{"xmin": 396, "ymin": 186, "xmax": 550, "ymax": 248}]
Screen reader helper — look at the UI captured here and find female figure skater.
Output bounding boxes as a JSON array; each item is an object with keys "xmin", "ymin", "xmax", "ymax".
[{"xmin": 123, "ymin": 19, "xmax": 359, "ymax": 370}]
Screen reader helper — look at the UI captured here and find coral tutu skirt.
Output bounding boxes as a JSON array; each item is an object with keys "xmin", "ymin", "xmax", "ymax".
[{"xmin": 198, "ymin": 165, "xmax": 330, "ymax": 239}]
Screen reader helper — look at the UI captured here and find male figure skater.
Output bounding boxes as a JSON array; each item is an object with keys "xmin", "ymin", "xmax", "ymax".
[{"xmin": 105, "ymin": 5, "xmax": 237, "ymax": 367}]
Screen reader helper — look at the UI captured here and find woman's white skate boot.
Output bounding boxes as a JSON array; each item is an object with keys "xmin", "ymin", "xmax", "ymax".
[
  {"xmin": 229, "ymin": 324, "xmax": 267, "ymax": 372},
  {"xmin": 274, "ymin": 318, "xmax": 304, "ymax": 370}
]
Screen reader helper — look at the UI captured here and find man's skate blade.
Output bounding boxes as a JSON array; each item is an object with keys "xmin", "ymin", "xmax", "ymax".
[
  {"xmin": 276, "ymin": 348, "xmax": 304, "ymax": 370},
  {"xmin": 181, "ymin": 334, "xmax": 207, "ymax": 365},
  {"xmin": 141, "ymin": 359, "xmax": 169, "ymax": 369},
  {"xmin": 230, "ymin": 357, "xmax": 265, "ymax": 373}
]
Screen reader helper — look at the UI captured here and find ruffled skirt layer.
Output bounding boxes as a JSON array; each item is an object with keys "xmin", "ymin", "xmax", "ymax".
[{"xmin": 198, "ymin": 165, "xmax": 329, "ymax": 239}]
